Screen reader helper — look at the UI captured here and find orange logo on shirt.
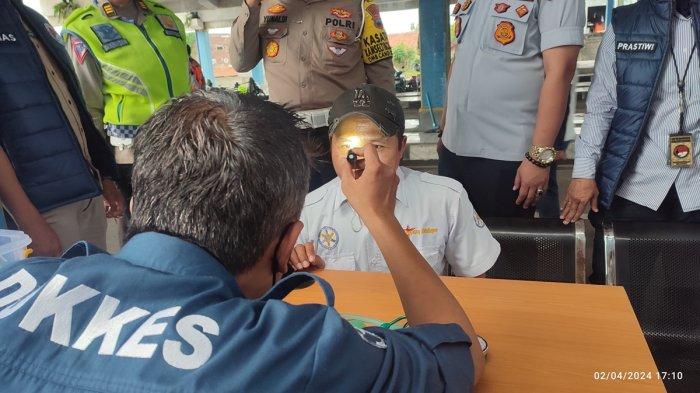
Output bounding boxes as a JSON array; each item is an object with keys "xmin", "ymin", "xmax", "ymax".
[
  {"xmin": 330, "ymin": 7, "xmax": 352, "ymax": 19},
  {"xmin": 265, "ymin": 40, "xmax": 280, "ymax": 57},
  {"xmin": 494, "ymin": 21, "xmax": 515, "ymax": 45},
  {"xmin": 404, "ymin": 226, "xmax": 438, "ymax": 237},
  {"xmin": 330, "ymin": 29, "xmax": 349, "ymax": 42},
  {"xmin": 516, "ymin": 5, "xmax": 529, "ymax": 18},
  {"xmin": 267, "ymin": 4, "xmax": 287, "ymax": 14}
]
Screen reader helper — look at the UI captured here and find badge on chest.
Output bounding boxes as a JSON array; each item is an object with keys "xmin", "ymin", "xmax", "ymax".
[{"xmin": 669, "ymin": 133, "xmax": 694, "ymax": 167}]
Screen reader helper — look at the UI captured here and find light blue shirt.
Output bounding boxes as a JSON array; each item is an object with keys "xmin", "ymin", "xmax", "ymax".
[
  {"xmin": 444, "ymin": 0, "xmax": 585, "ymax": 161},
  {"xmin": 574, "ymin": 15, "xmax": 700, "ymax": 212},
  {"xmin": 0, "ymin": 232, "xmax": 474, "ymax": 392}
]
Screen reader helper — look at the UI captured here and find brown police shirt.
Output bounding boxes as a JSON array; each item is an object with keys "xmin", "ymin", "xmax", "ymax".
[{"xmin": 230, "ymin": 0, "xmax": 395, "ymax": 111}]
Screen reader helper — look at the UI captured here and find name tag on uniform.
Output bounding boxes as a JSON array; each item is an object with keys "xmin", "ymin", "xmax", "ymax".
[
  {"xmin": 616, "ymin": 41, "xmax": 657, "ymax": 53},
  {"xmin": 668, "ymin": 133, "xmax": 694, "ymax": 167},
  {"xmin": 156, "ymin": 14, "xmax": 181, "ymax": 38}
]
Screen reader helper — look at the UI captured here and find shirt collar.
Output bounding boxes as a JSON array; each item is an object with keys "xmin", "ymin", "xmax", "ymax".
[
  {"xmin": 333, "ymin": 167, "xmax": 408, "ymax": 211},
  {"xmin": 116, "ymin": 232, "xmax": 243, "ymax": 296}
]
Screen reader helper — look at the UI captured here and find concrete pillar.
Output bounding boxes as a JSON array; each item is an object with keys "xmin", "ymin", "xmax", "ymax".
[
  {"xmin": 195, "ymin": 30, "xmax": 217, "ymax": 86},
  {"xmin": 418, "ymin": 0, "xmax": 449, "ymax": 132},
  {"xmin": 606, "ymin": 0, "xmax": 615, "ymax": 26}
]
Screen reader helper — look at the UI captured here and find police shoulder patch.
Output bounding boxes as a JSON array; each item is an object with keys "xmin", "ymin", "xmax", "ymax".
[
  {"xmin": 90, "ymin": 23, "xmax": 128, "ymax": 52},
  {"xmin": 419, "ymin": 171, "xmax": 463, "ymax": 194},
  {"xmin": 361, "ymin": 0, "xmax": 392, "ymax": 64}
]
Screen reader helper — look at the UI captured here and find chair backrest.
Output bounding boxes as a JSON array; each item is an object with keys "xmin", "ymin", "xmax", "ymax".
[
  {"xmin": 483, "ymin": 218, "xmax": 586, "ymax": 283},
  {"xmin": 604, "ymin": 221, "xmax": 700, "ymax": 392}
]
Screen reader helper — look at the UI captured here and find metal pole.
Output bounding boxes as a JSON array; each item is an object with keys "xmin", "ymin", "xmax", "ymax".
[
  {"xmin": 418, "ymin": 0, "xmax": 449, "ymax": 131},
  {"xmin": 195, "ymin": 30, "xmax": 217, "ymax": 86}
]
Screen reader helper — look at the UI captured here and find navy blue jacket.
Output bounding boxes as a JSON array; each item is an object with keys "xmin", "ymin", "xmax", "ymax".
[
  {"xmin": 0, "ymin": 0, "xmax": 118, "ymax": 213},
  {"xmin": 0, "ymin": 232, "xmax": 474, "ymax": 392},
  {"xmin": 597, "ymin": 0, "xmax": 700, "ymax": 208}
]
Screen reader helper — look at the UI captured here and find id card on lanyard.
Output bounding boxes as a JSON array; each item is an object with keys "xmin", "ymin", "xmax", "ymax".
[{"xmin": 668, "ymin": 41, "xmax": 696, "ymax": 167}]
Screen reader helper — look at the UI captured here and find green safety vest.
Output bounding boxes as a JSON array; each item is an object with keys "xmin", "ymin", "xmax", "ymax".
[{"xmin": 63, "ymin": 0, "xmax": 189, "ymax": 132}]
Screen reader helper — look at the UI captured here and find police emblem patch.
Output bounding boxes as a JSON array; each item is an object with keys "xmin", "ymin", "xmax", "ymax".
[
  {"xmin": 355, "ymin": 328, "xmax": 387, "ymax": 349},
  {"xmin": 494, "ymin": 3, "xmax": 510, "ymax": 13},
  {"xmin": 102, "ymin": 2, "xmax": 117, "ymax": 18},
  {"xmin": 318, "ymin": 226, "xmax": 339, "ymax": 250},
  {"xmin": 267, "ymin": 4, "xmax": 287, "ymax": 14},
  {"xmin": 474, "ymin": 212, "xmax": 485, "ymax": 228},
  {"xmin": 328, "ymin": 45, "xmax": 348, "ymax": 56},
  {"xmin": 90, "ymin": 24, "xmax": 128, "ymax": 52},
  {"xmin": 494, "ymin": 21, "xmax": 515, "ymax": 45},
  {"xmin": 265, "ymin": 40, "xmax": 280, "ymax": 57},
  {"xmin": 330, "ymin": 30, "xmax": 349, "ymax": 42},
  {"xmin": 366, "ymin": 3, "xmax": 383, "ymax": 28},
  {"xmin": 330, "ymin": 7, "xmax": 352, "ymax": 19},
  {"xmin": 156, "ymin": 14, "xmax": 181, "ymax": 38},
  {"xmin": 70, "ymin": 36, "xmax": 89, "ymax": 65},
  {"xmin": 516, "ymin": 5, "xmax": 529, "ymax": 18},
  {"xmin": 452, "ymin": 2, "xmax": 461, "ymax": 15},
  {"xmin": 461, "ymin": 0, "xmax": 473, "ymax": 12}
]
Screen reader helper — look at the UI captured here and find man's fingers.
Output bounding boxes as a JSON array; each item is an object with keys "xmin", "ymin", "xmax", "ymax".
[
  {"xmin": 515, "ymin": 184, "xmax": 529, "ymax": 205},
  {"xmin": 304, "ymin": 242, "xmax": 317, "ymax": 265},
  {"xmin": 523, "ymin": 188, "xmax": 537, "ymax": 209},
  {"xmin": 513, "ymin": 171, "xmax": 521, "ymax": 191},
  {"xmin": 562, "ymin": 200, "xmax": 580, "ymax": 224},
  {"xmin": 314, "ymin": 254, "xmax": 326, "ymax": 269},
  {"xmin": 591, "ymin": 194, "xmax": 600, "ymax": 212},
  {"xmin": 573, "ymin": 201, "xmax": 587, "ymax": 222},
  {"xmin": 293, "ymin": 245, "xmax": 309, "ymax": 270},
  {"xmin": 289, "ymin": 250, "xmax": 300, "ymax": 269}
]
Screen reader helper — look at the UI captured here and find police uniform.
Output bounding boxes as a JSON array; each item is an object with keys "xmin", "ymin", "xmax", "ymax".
[
  {"xmin": 299, "ymin": 166, "xmax": 501, "ymax": 276},
  {"xmin": 230, "ymin": 0, "xmax": 396, "ymax": 190},
  {"xmin": 0, "ymin": 232, "xmax": 475, "ymax": 391},
  {"xmin": 439, "ymin": 0, "xmax": 585, "ymax": 217},
  {"xmin": 62, "ymin": 0, "xmax": 190, "ymax": 197}
]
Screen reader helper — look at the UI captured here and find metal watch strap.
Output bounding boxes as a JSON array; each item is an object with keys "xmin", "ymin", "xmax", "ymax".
[{"xmin": 525, "ymin": 151, "xmax": 551, "ymax": 168}]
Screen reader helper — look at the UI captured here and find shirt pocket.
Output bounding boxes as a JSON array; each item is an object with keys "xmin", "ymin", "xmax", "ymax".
[
  {"xmin": 485, "ymin": 0, "xmax": 534, "ymax": 56},
  {"xmin": 323, "ymin": 26, "xmax": 360, "ymax": 75},
  {"xmin": 323, "ymin": 252, "xmax": 357, "ymax": 271},
  {"xmin": 261, "ymin": 24, "xmax": 288, "ymax": 64}
]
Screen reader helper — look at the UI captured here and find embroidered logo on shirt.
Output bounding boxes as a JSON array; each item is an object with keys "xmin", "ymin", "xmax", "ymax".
[
  {"xmin": 330, "ymin": 29, "xmax": 349, "ymax": 42},
  {"xmin": 494, "ymin": 21, "xmax": 515, "ymax": 45},
  {"xmin": 461, "ymin": 0, "xmax": 473, "ymax": 12},
  {"xmin": 330, "ymin": 7, "xmax": 352, "ymax": 19},
  {"xmin": 0, "ymin": 33, "xmax": 17, "ymax": 43},
  {"xmin": 474, "ymin": 213, "xmax": 485, "ymax": 228},
  {"xmin": 454, "ymin": 16, "xmax": 462, "ymax": 38},
  {"xmin": 265, "ymin": 40, "xmax": 280, "ymax": 57},
  {"xmin": 404, "ymin": 226, "xmax": 438, "ymax": 237},
  {"xmin": 102, "ymin": 2, "xmax": 117, "ymax": 18},
  {"xmin": 516, "ymin": 5, "xmax": 529, "ymax": 18},
  {"xmin": 356, "ymin": 328, "xmax": 387, "ymax": 349},
  {"xmin": 452, "ymin": 2, "xmax": 461, "ymax": 15},
  {"xmin": 328, "ymin": 45, "xmax": 348, "ymax": 56},
  {"xmin": 366, "ymin": 2, "xmax": 384, "ymax": 29},
  {"xmin": 267, "ymin": 4, "xmax": 287, "ymax": 14},
  {"xmin": 318, "ymin": 226, "xmax": 339, "ymax": 250},
  {"xmin": 70, "ymin": 36, "xmax": 89, "ymax": 65},
  {"xmin": 90, "ymin": 24, "xmax": 128, "ymax": 52},
  {"xmin": 494, "ymin": 3, "xmax": 510, "ymax": 13},
  {"xmin": 615, "ymin": 42, "xmax": 658, "ymax": 53}
]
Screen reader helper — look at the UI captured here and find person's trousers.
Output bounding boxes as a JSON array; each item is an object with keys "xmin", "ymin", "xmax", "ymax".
[
  {"xmin": 438, "ymin": 147, "xmax": 535, "ymax": 218},
  {"xmin": 42, "ymin": 196, "xmax": 107, "ymax": 251},
  {"xmin": 308, "ymin": 126, "xmax": 337, "ymax": 192},
  {"xmin": 589, "ymin": 186, "xmax": 700, "ymax": 284},
  {"xmin": 535, "ymin": 162, "xmax": 561, "ymax": 218}
]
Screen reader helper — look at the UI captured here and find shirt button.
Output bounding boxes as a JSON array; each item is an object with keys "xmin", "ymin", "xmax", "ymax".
[
  {"xmin": 303, "ymin": 30, "xmax": 308, "ymax": 36},
  {"xmin": 301, "ymin": 82, "xmax": 307, "ymax": 88},
  {"xmin": 301, "ymin": 56, "xmax": 306, "ymax": 61}
]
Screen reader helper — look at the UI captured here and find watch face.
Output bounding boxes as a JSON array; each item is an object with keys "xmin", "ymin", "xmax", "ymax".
[{"xmin": 540, "ymin": 149, "xmax": 555, "ymax": 163}]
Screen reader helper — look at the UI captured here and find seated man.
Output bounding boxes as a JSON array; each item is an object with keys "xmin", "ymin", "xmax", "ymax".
[
  {"xmin": 293, "ymin": 85, "xmax": 500, "ymax": 277},
  {"xmin": 0, "ymin": 90, "xmax": 484, "ymax": 391}
]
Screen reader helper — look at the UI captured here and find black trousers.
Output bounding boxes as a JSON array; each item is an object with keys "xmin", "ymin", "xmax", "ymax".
[
  {"xmin": 307, "ymin": 127, "xmax": 336, "ymax": 192},
  {"xmin": 589, "ymin": 186, "xmax": 700, "ymax": 284},
  {"xmin": 438, "ymin": 147, "xmax": 535, "ymax": 218}
]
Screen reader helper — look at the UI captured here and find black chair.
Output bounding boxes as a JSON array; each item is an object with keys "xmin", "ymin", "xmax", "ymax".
[
  {"xmin": 483, "ymin": 218, "xmax": 587, "ymax": 283},
  {"xmin": 604, "ymin": 221, "xmax": 700, "ymax": 393}
]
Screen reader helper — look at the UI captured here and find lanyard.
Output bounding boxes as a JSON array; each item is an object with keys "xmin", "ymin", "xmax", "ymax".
[{"xmin": 670, "ymin": 41, "xmax": 697, "ymax": 134}]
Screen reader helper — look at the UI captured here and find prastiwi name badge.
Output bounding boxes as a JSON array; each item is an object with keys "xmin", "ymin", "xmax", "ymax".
[{"xmin": 668, "ymin": 133, "xmax": 694, "ymax": 168}]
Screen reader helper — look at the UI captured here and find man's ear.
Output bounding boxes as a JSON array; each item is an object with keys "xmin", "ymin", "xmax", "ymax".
[
  {"xmin": 275, "ymin": 220, "xmax": 304, "ymax": 274},
  {"xmin": 398, "ymin": 135, "xmax": 408, "ymax": 156}
]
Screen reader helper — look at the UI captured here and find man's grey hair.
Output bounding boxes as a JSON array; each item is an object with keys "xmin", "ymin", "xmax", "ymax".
[{"xmin": 129, "ymin": 89, "xmax": 309, "ymax": 274}]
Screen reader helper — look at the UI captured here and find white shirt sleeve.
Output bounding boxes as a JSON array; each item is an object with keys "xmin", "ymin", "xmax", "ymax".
[{"xmin": 445, "ymin": 190, "xmax": 501, "ymax": 277}]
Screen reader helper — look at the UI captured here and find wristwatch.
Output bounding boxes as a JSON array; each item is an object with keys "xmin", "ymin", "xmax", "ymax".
[{"xmin": 525, "ymin": 145, "xmax": 557, "ymax": 168}]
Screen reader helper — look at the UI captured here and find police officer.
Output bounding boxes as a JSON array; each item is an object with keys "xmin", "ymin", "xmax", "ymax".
[
  {"xmin": 0, "ymin": 0, "xmax": 124, "ymax": 255},
  {"xmin": 63, "ymin": 0, "xmax": 190, "ymax": 199},
  {"xmin": 0, "ymin": 90, "xmax": 484, "ymax": 391},
  {"xmin": 562, "ymin": 0, "xmax": 700, "ymax": 283},
  {"xmin": 439, "ymin": 0, "xmax": 585, "ymax": 217},
  {"xmin": 230, "ymin": 0, "xmax": 395, "ymax": 191},
  {"xmin": 292, "ymin": 85, "xmax": 500, "ymax": 277}
]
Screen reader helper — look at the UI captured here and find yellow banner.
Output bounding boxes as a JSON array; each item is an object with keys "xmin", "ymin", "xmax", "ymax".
[{"xmin": 361, "ymin": 0, "xmax": 392, "ymax": 64}]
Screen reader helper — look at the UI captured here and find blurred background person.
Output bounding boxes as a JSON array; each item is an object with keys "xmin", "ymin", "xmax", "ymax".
[
  {"xmin": 0, "ymin": 0, "xmax": 124, "ymax": 255},
  {"xmin": 230, "ymin": 0, "xmax": 395, "ymax": 191},
  {"xmin": 188, "ymin": 44, "xmax": 206, "ymax": 91},
  {"xmin": 562, "ymin": 0, "xmax": 700, "ymax": 284}
]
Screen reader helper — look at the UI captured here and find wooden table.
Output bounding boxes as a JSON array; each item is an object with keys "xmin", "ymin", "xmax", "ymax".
[{"xmin": 286, "ymin": 271, "xmax": 665, "ymax": 393}]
